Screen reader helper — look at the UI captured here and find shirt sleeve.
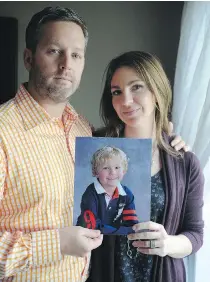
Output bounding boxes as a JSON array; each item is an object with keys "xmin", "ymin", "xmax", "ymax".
[
  {"xmin": 0, "ymin": 146, "xmax": 63, "ymax": 278},
  {"xmin": 179, "ymin": 152, "xmax": 205, "ymax": 254},
  {"xmin": 76, "ymin": 186, "xmax": 100, "ymax": 229},
  {"xmin": 122, "ymin": 187, "xmax": 139, "ymax": 225},
  {"xmin": 0, "ymin": 229, "xmax": 62, "ymax": 278},
  {"xmin": 0, "ymin": 143, "xmax": 6, "ymax": 200}
]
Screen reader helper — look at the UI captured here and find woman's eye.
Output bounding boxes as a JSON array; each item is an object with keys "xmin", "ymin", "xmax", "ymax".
[
  {"xmin": 132, "ymin": 84, "xmax": 143, "ymax": 91},
  {"xmin": 111, "ymin": 90, "xmax": 122, "ymax": 96}
]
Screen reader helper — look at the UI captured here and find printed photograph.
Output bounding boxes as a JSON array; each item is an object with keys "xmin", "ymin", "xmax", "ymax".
[{"xmin": 73, "ymin": 137, "xmax": 152, "ymax": 235}]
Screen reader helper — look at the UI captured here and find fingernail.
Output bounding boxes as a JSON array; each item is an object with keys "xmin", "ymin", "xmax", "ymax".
[
  {"xmin": 128, "ymin": 234, "xmax": 133, "ymax": 240},
  {"xmin": 132, "ymin": 241, "xmax": 138, "ymax": 247}
]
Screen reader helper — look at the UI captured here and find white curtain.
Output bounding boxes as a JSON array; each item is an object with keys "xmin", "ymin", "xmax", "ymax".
[{"xmin": 172, "ymin": 2, "xmax": 210, "ymax": 282}]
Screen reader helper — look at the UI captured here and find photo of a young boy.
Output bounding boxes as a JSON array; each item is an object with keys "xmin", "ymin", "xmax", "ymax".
[
  {"xmin": 73, "ymin": 136, "xmax": 151, "ymax": 236},
  {"xmin": 76, "ymin": 146, "xmax": 138, "ymax": 235}
]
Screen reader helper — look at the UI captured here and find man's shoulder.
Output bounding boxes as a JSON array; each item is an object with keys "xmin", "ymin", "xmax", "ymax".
[
  {"xmin": 74, "ymin": 114, "xmax": 92, "ymax": 136},
  {"xmin": 77, "ymin": 113, "xmax": 91, "ymax": 127},
  {"xmin": 66, "ymin": 103, "xmax": 92, "ymax": 137},
  {"xmin": 0, "ymin": 98, "xmax": 18, "ymax": 127}
]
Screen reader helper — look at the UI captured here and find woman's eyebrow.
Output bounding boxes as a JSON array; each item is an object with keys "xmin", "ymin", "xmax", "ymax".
[{"xmin": 111, "ymin": 79, "xmax": 143, "ymax": 89}]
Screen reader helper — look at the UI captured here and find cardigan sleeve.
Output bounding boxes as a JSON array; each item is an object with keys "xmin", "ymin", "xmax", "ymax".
[{"xmin": 180, "ymin": 152, "xmax": 204, "ymax": 254}]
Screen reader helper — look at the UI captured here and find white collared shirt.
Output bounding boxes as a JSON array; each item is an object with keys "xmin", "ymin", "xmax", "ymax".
[{"xmin": 93, "ymin": 178, "xmax": 126, "ymax": 206}]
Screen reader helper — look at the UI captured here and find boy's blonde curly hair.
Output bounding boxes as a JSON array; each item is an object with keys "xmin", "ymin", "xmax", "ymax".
[{"xmin": 91, "ymin": 146, "xmax": 129, "ymax": 176}]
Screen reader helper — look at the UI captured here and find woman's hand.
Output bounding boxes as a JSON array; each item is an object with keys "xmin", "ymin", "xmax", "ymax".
[{"xmin": 127, "ymin": 221, "xmax": 171, "ymax": 257}]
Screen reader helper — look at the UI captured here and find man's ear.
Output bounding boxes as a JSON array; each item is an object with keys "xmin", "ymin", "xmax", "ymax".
[{"xmin": 23, "ymin": 48, "xmax": 33, "ymax": 71}]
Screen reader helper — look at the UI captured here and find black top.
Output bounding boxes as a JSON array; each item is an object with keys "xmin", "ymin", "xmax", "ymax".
[{"xmin": 116, "ymin": 170, "xmax": 165, "ymax": 282}]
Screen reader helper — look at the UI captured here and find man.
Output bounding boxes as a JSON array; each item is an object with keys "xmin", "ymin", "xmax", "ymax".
[
  {"xmin": 0, "ymin": 5, "xmax": 187, "ymax": 282},
  {"xmin": 0, "ymin": 6, "xmax": 102, "ymax": 282}
]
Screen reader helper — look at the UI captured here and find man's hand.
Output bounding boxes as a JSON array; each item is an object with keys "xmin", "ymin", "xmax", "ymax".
[
  {"xmin": 59, "ymin": 226, "xmax": 103, "ymax": 257},
  {"xmin": 168, "ymin": 121, "xmax": 190, "ymax": 152}
]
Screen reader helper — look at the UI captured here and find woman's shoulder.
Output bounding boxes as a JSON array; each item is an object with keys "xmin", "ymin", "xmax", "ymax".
[
  {"xmin": 171, "ymin": 149, "xmax": 202, "ymax": 173},
  {"xmin": 180, "ymin": 152, "xmax": 204, "ymax": 190},
  {"xmin": 92, "ymin": 127, "xmax": 108, "ymax": 137},
  {"xmin": 183, "ymin": 151, "xmax": 204, "ymax": 178},
  {"xmin": 161, "ymin": 133, "xmax": 203, "ymax": 179}
]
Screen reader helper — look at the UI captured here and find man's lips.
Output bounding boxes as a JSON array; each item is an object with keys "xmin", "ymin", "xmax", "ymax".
[{"xmin": 54, "ymin": 77, "xmax": 72, "ymax": 82}]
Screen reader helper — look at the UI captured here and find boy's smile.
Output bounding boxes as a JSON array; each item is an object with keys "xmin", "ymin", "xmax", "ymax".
[{"xmin": 96, "ymin": 156, "xmax": 125, "ymax": 190}]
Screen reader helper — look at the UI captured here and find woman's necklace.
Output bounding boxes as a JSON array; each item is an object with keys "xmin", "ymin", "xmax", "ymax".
[{"xmin": 152, "ymin": 141, "xmax": 158, "ymax": 165}]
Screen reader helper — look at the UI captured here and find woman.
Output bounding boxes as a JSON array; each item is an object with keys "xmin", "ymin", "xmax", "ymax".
[{"xmin": 88, "ymin": 51, "xmax": 204, "ymax": 282}]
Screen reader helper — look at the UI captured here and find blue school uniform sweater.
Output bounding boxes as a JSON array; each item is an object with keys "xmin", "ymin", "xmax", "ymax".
[{"xmin": 77, "ymin": 180, "xmax": 138, "ymax": 235}]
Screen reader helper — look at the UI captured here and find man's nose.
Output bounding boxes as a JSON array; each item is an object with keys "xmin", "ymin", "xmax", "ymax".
[{"xmin": 59, "ymin": 53, "xmax": 73, "ymax": 71}]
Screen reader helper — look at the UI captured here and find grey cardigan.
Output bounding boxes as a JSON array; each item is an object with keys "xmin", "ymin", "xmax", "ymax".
[{"xmin": 152, "ymin": 135, "xmax": 204, "ymax": 282}]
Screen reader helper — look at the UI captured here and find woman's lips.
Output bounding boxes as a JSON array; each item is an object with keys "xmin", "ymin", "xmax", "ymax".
[{"xmin": 123, "ymin": 108, "xmax": 140, "ymax": 116}]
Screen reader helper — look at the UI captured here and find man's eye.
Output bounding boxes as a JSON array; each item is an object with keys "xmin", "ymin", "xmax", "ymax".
[
  {"xmin": 72, "ymin": 53, "xmax": 82, "ymax": 59},
  {"xmin": 115, "ymin": 166, "xmax": 120, "ymax": 169},
  {"xmin": 49, "ymin": 49, "xmax": 60, "ymax": 54},
  {"xmin": 111, "ymin": 90, "xmax": 122, "ymax": 96}
]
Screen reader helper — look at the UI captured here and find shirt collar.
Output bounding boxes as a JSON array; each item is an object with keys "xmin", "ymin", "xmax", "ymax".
[
  {"xmin": 15, "ymin": 84, "xmax": 78, "ymax": 131},
  {"xmin": 93, "ymin": 178, "xmax": 126, "ymax": 197}
]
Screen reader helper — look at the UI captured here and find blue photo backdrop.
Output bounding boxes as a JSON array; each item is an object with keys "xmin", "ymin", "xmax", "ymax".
[{"xmin": 73, "ymin": 137, "xmax": 152, "ymax": 230}]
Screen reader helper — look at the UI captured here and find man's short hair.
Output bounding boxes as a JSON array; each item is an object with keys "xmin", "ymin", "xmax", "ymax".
[
  {"xmin": 91, "ymin": 146, "xmax": 129, "ymax": 176},
  {"xmin": 25, "ymin": 6, "xmax": 88, "ymax": 53}
]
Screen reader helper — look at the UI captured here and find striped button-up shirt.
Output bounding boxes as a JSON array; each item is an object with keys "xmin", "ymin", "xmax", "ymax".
[{"xmin": 0, "ymin": 84, "xmax": 92, "ymax": 281}]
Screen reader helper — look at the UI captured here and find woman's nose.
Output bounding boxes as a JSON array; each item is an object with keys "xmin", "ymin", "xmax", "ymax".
[{"xmin": 121, "ymin": 92, "xmax": 133, "ymax": 106}]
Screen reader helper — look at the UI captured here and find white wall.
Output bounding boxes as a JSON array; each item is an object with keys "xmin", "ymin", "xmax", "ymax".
[{"xmin": 0, "ymin": 1, "xmax": 183, "ymax": 127}]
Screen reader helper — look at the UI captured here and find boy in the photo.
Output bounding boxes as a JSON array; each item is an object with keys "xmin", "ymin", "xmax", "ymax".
[{"xmin": 77, "ymin": 146, "xmax": 139, "ymax": 235}]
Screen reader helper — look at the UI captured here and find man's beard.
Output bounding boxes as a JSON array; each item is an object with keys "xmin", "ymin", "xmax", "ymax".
[{"xmin": 29, "ymin": 64, "xmax": 78, "ymax": 103}]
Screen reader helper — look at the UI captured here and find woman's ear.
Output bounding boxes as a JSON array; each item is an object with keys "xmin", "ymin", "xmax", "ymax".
[{"xmin": 23, "ymin": 48, "xmax": 33, "ymax": 71}]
